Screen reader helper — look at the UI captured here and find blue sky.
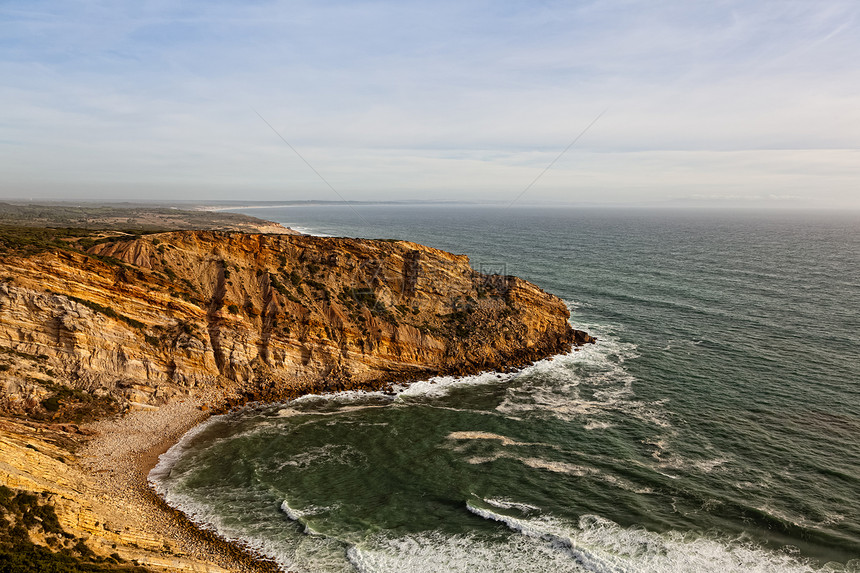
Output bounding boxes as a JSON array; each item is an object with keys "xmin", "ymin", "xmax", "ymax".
[{"xmin": 2, "ymin": 0, "xmax": 858, "ymax": 207}]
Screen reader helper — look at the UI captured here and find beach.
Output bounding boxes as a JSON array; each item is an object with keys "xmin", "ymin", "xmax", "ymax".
[{"xmin": 76, "ymin": 395, "xmax": 281, "ymax": 572}]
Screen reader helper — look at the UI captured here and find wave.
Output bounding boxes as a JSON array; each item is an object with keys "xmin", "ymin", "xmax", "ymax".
[
  {"xmin": 148, "ymin": 414, "xmax": 223, "ymax": 487},
  {"xmin": 494, "ymin": 320, "xmax": 672, "ymax": 431},
  {"xmin": 345, "ymin": 507, "xmax": 827, "ymax": 573},
  {"xmin": 288, "ymin": 226, "xmax": 332, "ymax": 237},
  {"xmin": 463, "ymin": 501, "xmax": 826, "ymax": 573},
  {"xmin": 280, "ymin": 498, "xmax": 333, "ymax": 536},
  {"xmin": 346, "ymin": 530, "xmax": 588, "ymax": 573}
]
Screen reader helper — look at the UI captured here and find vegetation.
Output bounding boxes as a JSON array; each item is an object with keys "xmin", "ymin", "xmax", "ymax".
[
  {"xmin": 269, "ymin": 275, "xmax": 288, "ymax": 296},
  {"xmin": 180, "ymin": 278, "xmax": 198, "ymax": 293},
  {"xmin": 0, "ymin": 226, "xmax": 96, "ymax": 257},
  {"xmin": 64, "ymin": 296, "xmax": 145, "ymax": 330},
  {"xmin": 0, "ymin": 485, "xmax": 149, "ymax": 572},
  {"xmin": 28, "ymin": 381, "xmax": 120, "ymax": 424},
  {"xmin": 0, "ymin": 201, "xmax": 277, "ymax": 233},
  {"xmin": 289, "ymin": 270, "xmax": 302, "ymax": 287},
  {"xmin": 351, "ymin": 288, "xmax": 379, "ymax": 308}
]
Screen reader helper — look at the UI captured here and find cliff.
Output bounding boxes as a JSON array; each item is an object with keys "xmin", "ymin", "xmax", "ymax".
[
  {"xmin": 0, "ymin": 229, "xmax": 592, "ymax": 571},
  {"xmin": 0, "ymin": 231, "xmax": 590, "ymax": 411}
]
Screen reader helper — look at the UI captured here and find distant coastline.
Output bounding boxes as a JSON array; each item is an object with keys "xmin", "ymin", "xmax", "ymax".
[{"xmin": 196, "ymin": 199, "xmax": 478, "ymax": 212}]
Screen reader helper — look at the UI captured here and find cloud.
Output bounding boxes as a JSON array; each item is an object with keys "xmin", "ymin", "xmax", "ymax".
[{"xmin": 1, "ymin": 0, "xmax": 858, "ymax": 207}]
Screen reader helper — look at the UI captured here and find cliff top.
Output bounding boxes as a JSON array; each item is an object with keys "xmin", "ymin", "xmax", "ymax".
[{"xmin": 0, "ymin": 202, "xmax": 296, "ymax": 236}]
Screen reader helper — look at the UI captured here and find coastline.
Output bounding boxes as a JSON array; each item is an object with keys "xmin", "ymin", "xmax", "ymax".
[
  {"xmin": 79, "ymin": 396, "xmax": 282, "ymax": 572},
  {"xmin": 0, "ymin": 223, "xmax": 584, "ymax": 570}
]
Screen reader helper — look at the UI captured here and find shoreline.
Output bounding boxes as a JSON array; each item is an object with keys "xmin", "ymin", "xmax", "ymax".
[
  {"xmin": 79, "ymin": 397, "xmax": 283, "ymax": 572},
  {"xmin": 140, "ymin": 416, "xmax": 282, "ymax": 571},
  {"xmin": 80, "ymin": 343, "xmax": 588, "ymax": 572}
]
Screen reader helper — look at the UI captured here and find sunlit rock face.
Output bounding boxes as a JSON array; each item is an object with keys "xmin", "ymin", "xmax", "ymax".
[{"xmin": 0, "ymin": 231, "xmax": 589, "ymax": 408}]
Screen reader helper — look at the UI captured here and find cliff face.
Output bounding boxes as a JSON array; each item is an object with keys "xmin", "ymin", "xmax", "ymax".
[
  {"xmin": 0, "ymin": 231, "xmax": 590, "ymax": 411},
  {"xmin": 0, "ymin": 230, "xmax": 593, "ymax": 570}
]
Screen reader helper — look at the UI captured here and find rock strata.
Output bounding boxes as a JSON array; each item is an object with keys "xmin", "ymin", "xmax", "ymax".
[
  {"xmin": 0, "ymin": 229, "xmax": 593, "ymax": 570},
  {"xmin": 1, "ymin": 231, "xmax": 589, "ymax": 409}
]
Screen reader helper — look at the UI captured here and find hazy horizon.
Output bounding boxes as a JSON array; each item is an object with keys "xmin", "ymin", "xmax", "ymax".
[{"xmin": 3, "ymin": 1, "xmax": 859, "ymax": 209}]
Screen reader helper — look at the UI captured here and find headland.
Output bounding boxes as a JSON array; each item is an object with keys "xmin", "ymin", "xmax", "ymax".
[{"xmin": 0, "ymin": 206, "xmax": 593, "ymax": 571}]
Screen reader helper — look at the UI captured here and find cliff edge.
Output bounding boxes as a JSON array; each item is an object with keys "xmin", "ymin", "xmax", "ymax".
[
  {"xmin": 1, "ymin": 231, "xmax": 591, "ymax": 411},
  {"xmin": 0, "ymin": 229, "xmax": 593, "ymax": 571}
]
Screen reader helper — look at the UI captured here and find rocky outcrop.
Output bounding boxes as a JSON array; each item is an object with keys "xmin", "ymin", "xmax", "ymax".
[
  {"xmin": 0, "ymin": 231, "xmax": 590, "ymax": 410},
  {"xmin": 0, "ymin": 229, "xmax": 593, "ymax": 570}
]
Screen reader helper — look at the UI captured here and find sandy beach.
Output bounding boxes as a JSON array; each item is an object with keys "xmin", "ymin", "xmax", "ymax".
[{"xmin": 79, "ymin": 395, "xmax": 282, "ymax": 572}]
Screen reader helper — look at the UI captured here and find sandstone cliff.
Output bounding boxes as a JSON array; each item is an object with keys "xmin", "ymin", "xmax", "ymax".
[
  {"xmin": 0, "ymin": 229, "xmax": 593, "ymax": 571},
  {"xmin": 0, "ymin": 231, "xmax": 590, "ymax": 411}
]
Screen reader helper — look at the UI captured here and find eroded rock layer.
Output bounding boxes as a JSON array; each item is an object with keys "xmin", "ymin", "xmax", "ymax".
[{"xmin": 1, "ymin": 231, "xmax": 590, "ymax": 410}]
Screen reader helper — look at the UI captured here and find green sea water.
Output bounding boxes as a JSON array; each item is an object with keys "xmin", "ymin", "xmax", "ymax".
[{"xmin": 151, "ymin": 207, "xmax": 860, "ymax": 572}]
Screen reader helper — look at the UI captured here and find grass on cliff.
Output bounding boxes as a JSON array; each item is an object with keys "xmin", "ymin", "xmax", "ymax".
[
  {"xmin": 0, "ymin": 226, "xmax": 98, "ymax": 257},
  {"xmin": 13, "ymin": 381, "xmax": 121, "ymax": 425},
  {"xmin": 0, "ymin": 226, "xmax": 147, "ymax": 258},
  {"xmin": 0, "ymin": 202, "xmax": 278, "ymax": 233},
  {"xmin": 0, "ymin": 486, "xmax": 149, "ymax": 572}
]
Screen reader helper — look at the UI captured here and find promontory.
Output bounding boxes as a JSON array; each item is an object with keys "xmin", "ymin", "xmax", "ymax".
[{"xmin": 0, "ymin": 224, "xmax": 593, "ymax": 572}]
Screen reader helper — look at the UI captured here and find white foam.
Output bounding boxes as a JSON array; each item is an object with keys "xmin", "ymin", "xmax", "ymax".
[
  {"xmin": 464, "ymin": 503, "xmax": 823, "ymax": 573},
  {"xmin": 483, "ymin": 497, "xmax": 541, "ymax": 513},
  {"xmin": 275, "ymin": 444, "xmax": 365, "ymax": 470},
  {"xmin": 287, "ymin": 389, "xmax": 393, "ymax": 407},
  {"xmin": 393, "ymin": 370, "xmax": 514, "ymax": 400},
  {"xmin": 148, "ymin": 414, "xmax": 224, "ymax": 488},
  {"xmin": 280, "ymin": 499, "xmax": 332, "ymax": 536},
  {"xmin": 520, "ymin": 457, "xmax": 592, "ymax": 476},
  {"xmin": 347, "ymin": 530, "xmax": 588, "ymax": 573},
  {"xmin": 151, "ymin": 487, "xmax": 307, "ymax": 571},
  {"xmin": 288, "ymin": 226, "xmax": 332, "ymax": 237},
  {"xmin": 446, "ymin": 431, "xmax": 545, "ymax": 447},
  {"xmin": 281, "ymin": 498, "xmax": 306, "ymax": 521},
  {"xmin": 494, "ymin": 323, "xmax": 674, "ymax": 432}
]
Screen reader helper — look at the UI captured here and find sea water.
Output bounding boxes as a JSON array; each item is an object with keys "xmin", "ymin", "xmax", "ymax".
[{"xmin": 150, "ymin": 206, "xmax": 860, "ymax": 572}]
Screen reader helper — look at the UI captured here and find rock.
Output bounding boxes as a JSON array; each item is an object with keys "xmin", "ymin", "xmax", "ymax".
[
  {"xmin": 0, "ymin": 230, "xmax": 589, "ymax": 409},
  {"xmin": 573, "ymin": 329, "xmax": 597, "ymax": 346}
]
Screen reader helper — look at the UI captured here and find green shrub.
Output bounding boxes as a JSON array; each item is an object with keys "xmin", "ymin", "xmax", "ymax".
[
  {"xmin": 41, "ymin": 396, "xmax": 61, "ymax": 412},
  {"xmin": 269, "ymin": 275, "xmax": 288, "ymax": 296},
  {"xmin": 66, "ymin": 296, "xmax": 145, "ymax": 330}
]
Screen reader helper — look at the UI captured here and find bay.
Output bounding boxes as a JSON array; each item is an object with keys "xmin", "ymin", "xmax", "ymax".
[{"xmin": 151, "ymin": 206, "xmax": 860, "ymax": 572}]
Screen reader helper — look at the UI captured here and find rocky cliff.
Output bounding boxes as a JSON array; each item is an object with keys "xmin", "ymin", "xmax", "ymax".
[
  {"xmin": 1, "ymin": 230, "xmax": 591, "ymax": 413},
  {"xmin": 0, "ymin": 229, "xmax": 593, "ymax": 571}
]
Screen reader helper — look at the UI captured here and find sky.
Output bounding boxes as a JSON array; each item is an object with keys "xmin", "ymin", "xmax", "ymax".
[{"xmin": 2, "ymin": 0, "xmax": 859, "ymax": 208}]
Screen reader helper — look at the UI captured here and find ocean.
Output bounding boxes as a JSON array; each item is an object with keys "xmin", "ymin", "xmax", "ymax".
[{"xmin": 150, "ymin": 205, "xmax": 860, "ymax": 572}]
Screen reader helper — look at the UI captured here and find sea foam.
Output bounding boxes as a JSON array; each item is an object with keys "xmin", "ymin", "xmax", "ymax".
[{"xmin": 462, "ymin": 501, "xmax": 825, "ymax": 573}]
